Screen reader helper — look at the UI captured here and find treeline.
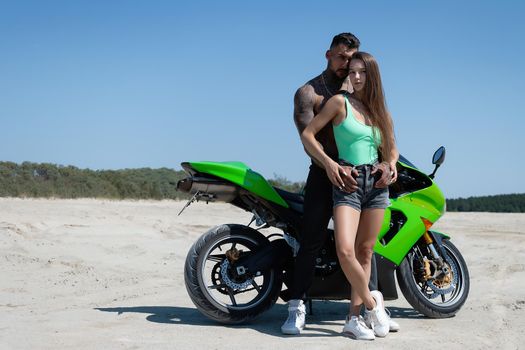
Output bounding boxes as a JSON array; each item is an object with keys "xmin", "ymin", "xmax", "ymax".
[
  {"xmin": 4, "ymin": 161, "xmax": 522, "ymax": 212},
  {"xmin": 0, "ymin": 161, "xmax": 189, "ymax": 199},
  {"xmin": 446, "ymin": 193, "xmax": 525, "ymax": 213},
  {"xmin": 0, "ymin": 161, "xmax": 304, "ymax": 199}
]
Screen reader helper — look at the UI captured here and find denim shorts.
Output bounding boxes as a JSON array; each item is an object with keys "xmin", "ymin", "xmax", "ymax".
[{"xmin": 332, "ymin": 161, "xmax": 390, "ymax": 211}]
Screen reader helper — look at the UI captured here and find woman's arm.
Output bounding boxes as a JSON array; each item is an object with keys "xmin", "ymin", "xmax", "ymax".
[
  {"xmin": 300, "ymin": 95, "xmax": 349, "ymax": 189},
  {"xmin": 388, "ymin": 140, "xmax": 399, "ymax": 182},
  {"xmin": 374, "ymin": 127, "xmax": 399, "ymax": 187}
]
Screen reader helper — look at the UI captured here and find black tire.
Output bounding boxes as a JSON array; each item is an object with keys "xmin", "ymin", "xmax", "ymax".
[
  {"xmin": 184, "ymin": 224, "xmax": 282, "ymax": 324},
  {"xmin": 397, "ymin": 239, "xmax": 470, "ymax": 318}
]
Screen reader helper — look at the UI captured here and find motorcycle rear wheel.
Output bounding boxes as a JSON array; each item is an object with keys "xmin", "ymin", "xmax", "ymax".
[
  {"xmin": 184, "ymin": 224, "xmax": 282, "ymax": 324},
  {"xmin": 397, "ymin": 239, "xmax": 470, "ymax": 318}
]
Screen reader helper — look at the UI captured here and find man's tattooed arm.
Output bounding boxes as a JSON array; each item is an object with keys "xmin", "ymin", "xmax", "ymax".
[
  {"xmin": 294, "ymin": 84, "xmax": 316, "ymax": 135},
  {"xmin": 293, "ymin": 84, "xmax": 325, "ymax": 168}
]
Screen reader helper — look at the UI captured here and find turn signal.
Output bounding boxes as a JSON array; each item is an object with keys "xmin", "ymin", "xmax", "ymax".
[
  {"xmin": 421, "ymin": 217, "xmax": 434, "ymax": 231},
  {"xmin": 421, "ymin": 217, "xmax": 434, "ymax": 244}
]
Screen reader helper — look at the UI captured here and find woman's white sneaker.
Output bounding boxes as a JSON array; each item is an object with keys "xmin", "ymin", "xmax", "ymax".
[
  {"xmin": 364, "ymin": 290, "xmax": 390, "ymax": 337},
  {"xmin": 386, "ymin": 308, "xmax": 400, "ymax": 332},
  {"xmin": 365, "ymin": 306, "xmax": 400, "ymax": 332},
  {"xmin": 388, "ymin": 318, "xmax": 400, "ymax": 332},
  {"xmin": 343, "ymin": 315, "xmax": 375, "ymax": 341}
]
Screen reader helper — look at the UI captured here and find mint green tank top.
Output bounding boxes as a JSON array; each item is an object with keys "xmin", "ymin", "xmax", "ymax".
[{"xmin": 332, "ymin": 96, "xmax": 380, "ymax": 166}]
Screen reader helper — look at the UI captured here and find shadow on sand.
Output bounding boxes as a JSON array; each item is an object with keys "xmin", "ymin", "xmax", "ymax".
[{"xmin": 95, "ymin": 301, "xmax": 425, "ymax": 337}]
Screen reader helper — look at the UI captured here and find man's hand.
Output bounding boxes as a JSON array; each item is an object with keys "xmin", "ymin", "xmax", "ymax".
[
  {"xmin": 325, "ymin": 160, "xmax": 358, "ymax": 193},
  {"xmin": 389, "ymin": 162, "xmax": 398, "ymax": 183},
  {"xmin": 372, "ymin": 162, "xmax": 393, "ymax": 188},
  {"xmin": 340, "ymin": 165, "xmax": 358, "ymax": 193}
]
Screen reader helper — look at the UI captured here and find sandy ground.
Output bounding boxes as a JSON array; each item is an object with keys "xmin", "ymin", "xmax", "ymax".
[{"xmin": 1, "ymin": 198, "xmax": 524, "ymax": 349}]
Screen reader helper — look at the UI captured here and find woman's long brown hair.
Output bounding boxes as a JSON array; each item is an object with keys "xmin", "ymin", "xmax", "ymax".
[{"xmin": 351, "ymin": 51, "xmax": 395, "ymax": 163}]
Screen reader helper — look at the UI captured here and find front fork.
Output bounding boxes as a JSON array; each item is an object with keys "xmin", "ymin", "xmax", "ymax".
[
  {"xmin": 419, "ymin": 231, "xmax": 450, "ymax": 280},
  {"xmin": 422, "ymin": 232, "xmax": 442, "ymax": 263}
]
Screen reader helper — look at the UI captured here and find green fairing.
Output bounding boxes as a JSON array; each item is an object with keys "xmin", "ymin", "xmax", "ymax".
[
  {"xmin": 189, "ymin": 160, "xmax": 447, "ymax": 266},
  {"xmin": 189, "ymin": 161, "xmax": 289, "ymax": 208},
  {"xmin": 374, "ymin": 163, "xmax": 446, "ymax": 265}
]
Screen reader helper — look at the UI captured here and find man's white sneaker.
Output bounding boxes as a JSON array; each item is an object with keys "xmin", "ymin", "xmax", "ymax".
[
  {"xmin": 281, "ymin": 299, "xmax": 306, "ymax": 335},
  {"xmin": 343, "ymin": 315, "xmax": 375, "ymax": 341},
  {"xmin": 364, "ymin": 290, "xmax": 390, "ymax": 337}
]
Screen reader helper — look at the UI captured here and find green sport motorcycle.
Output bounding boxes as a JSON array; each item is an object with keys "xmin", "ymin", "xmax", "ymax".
[{"xmin": 177, "ymin": 147, "xmax": 469, "ymax": 324}]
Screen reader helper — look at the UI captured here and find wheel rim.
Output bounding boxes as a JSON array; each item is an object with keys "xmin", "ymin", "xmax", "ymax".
[
  {"xmin": 198, "ymin": 234, "xmax": 275, "ymax": 311},
  {"xmin": 409, "ymin": 243, "xmax": 467, "ymax": 308}
]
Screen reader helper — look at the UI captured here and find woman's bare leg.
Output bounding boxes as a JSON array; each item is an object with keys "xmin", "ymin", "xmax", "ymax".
[
  {"xmin": 333, "ymin": 205, "xmax": 375, "ymax": 315},
  {"xmin": 355, "ymin": 208, "xmax": 385, "ymax": 299}
]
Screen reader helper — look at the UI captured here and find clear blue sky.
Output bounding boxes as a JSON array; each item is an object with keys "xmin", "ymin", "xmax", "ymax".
[{"xmin": 1, "ymin": 0, "xmax": 524, "ymax": 198}]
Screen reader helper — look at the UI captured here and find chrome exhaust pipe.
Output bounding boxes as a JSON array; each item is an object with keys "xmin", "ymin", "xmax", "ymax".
[{"xmin": 177, "ymin": 177, "xmax": 239, "ymax": 203}]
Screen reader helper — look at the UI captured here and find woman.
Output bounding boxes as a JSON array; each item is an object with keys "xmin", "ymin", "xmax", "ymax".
[{"xmin": 301, "ymin": 51, "xmax": 399, "ymax": 340}]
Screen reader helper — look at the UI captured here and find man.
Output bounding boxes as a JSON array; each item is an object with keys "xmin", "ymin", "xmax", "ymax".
[{"xmin": 281, "ymin": 33, "xmax": 399, "ymax": 335}]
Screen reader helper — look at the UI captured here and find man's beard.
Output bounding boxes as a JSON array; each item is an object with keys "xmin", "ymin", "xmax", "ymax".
[{"xmin": 334, "ymin": 69, "xmax": 348, "ymax": 79}]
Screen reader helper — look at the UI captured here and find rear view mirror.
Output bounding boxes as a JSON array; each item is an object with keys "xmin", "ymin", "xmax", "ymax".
[
  {"xmin": 429, "ymin": 146, "xmax": 446, "ymax": 179},
  {"xmin": 432, "ymin": 146, "xmax": 446, "ymax": 166}
]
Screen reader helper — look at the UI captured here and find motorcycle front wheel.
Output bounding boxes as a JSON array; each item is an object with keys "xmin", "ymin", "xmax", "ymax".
[
  {"xmin": 184, "ymin": 224, "xmax": 282, "ymax": 324},
  {"xmin": 397, "ymin": 239, "xmax": 470, "ymax": 318}
]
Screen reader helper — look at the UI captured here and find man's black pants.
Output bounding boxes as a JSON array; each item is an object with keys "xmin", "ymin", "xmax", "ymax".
[{"xmin": 288, "ymin": 163, "xmax": 378, "ymax": 300}]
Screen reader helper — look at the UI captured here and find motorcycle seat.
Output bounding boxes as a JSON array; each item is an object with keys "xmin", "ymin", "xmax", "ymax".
[{"xmin": 273, "ymin": 187, "xmax": 304, "ymax": 212}]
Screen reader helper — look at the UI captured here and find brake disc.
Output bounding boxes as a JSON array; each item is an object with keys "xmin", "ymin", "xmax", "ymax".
[
  {"xmin": 426, "ymin": 253, "xmax": 459, "ymax": 298},
  {"xmin": 210, "ymin": 261, "xmax": 229, "ymax": 295},
  {"xmin": 220, "ymin": 259, "xmax": 253, "ymax": 290}
]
